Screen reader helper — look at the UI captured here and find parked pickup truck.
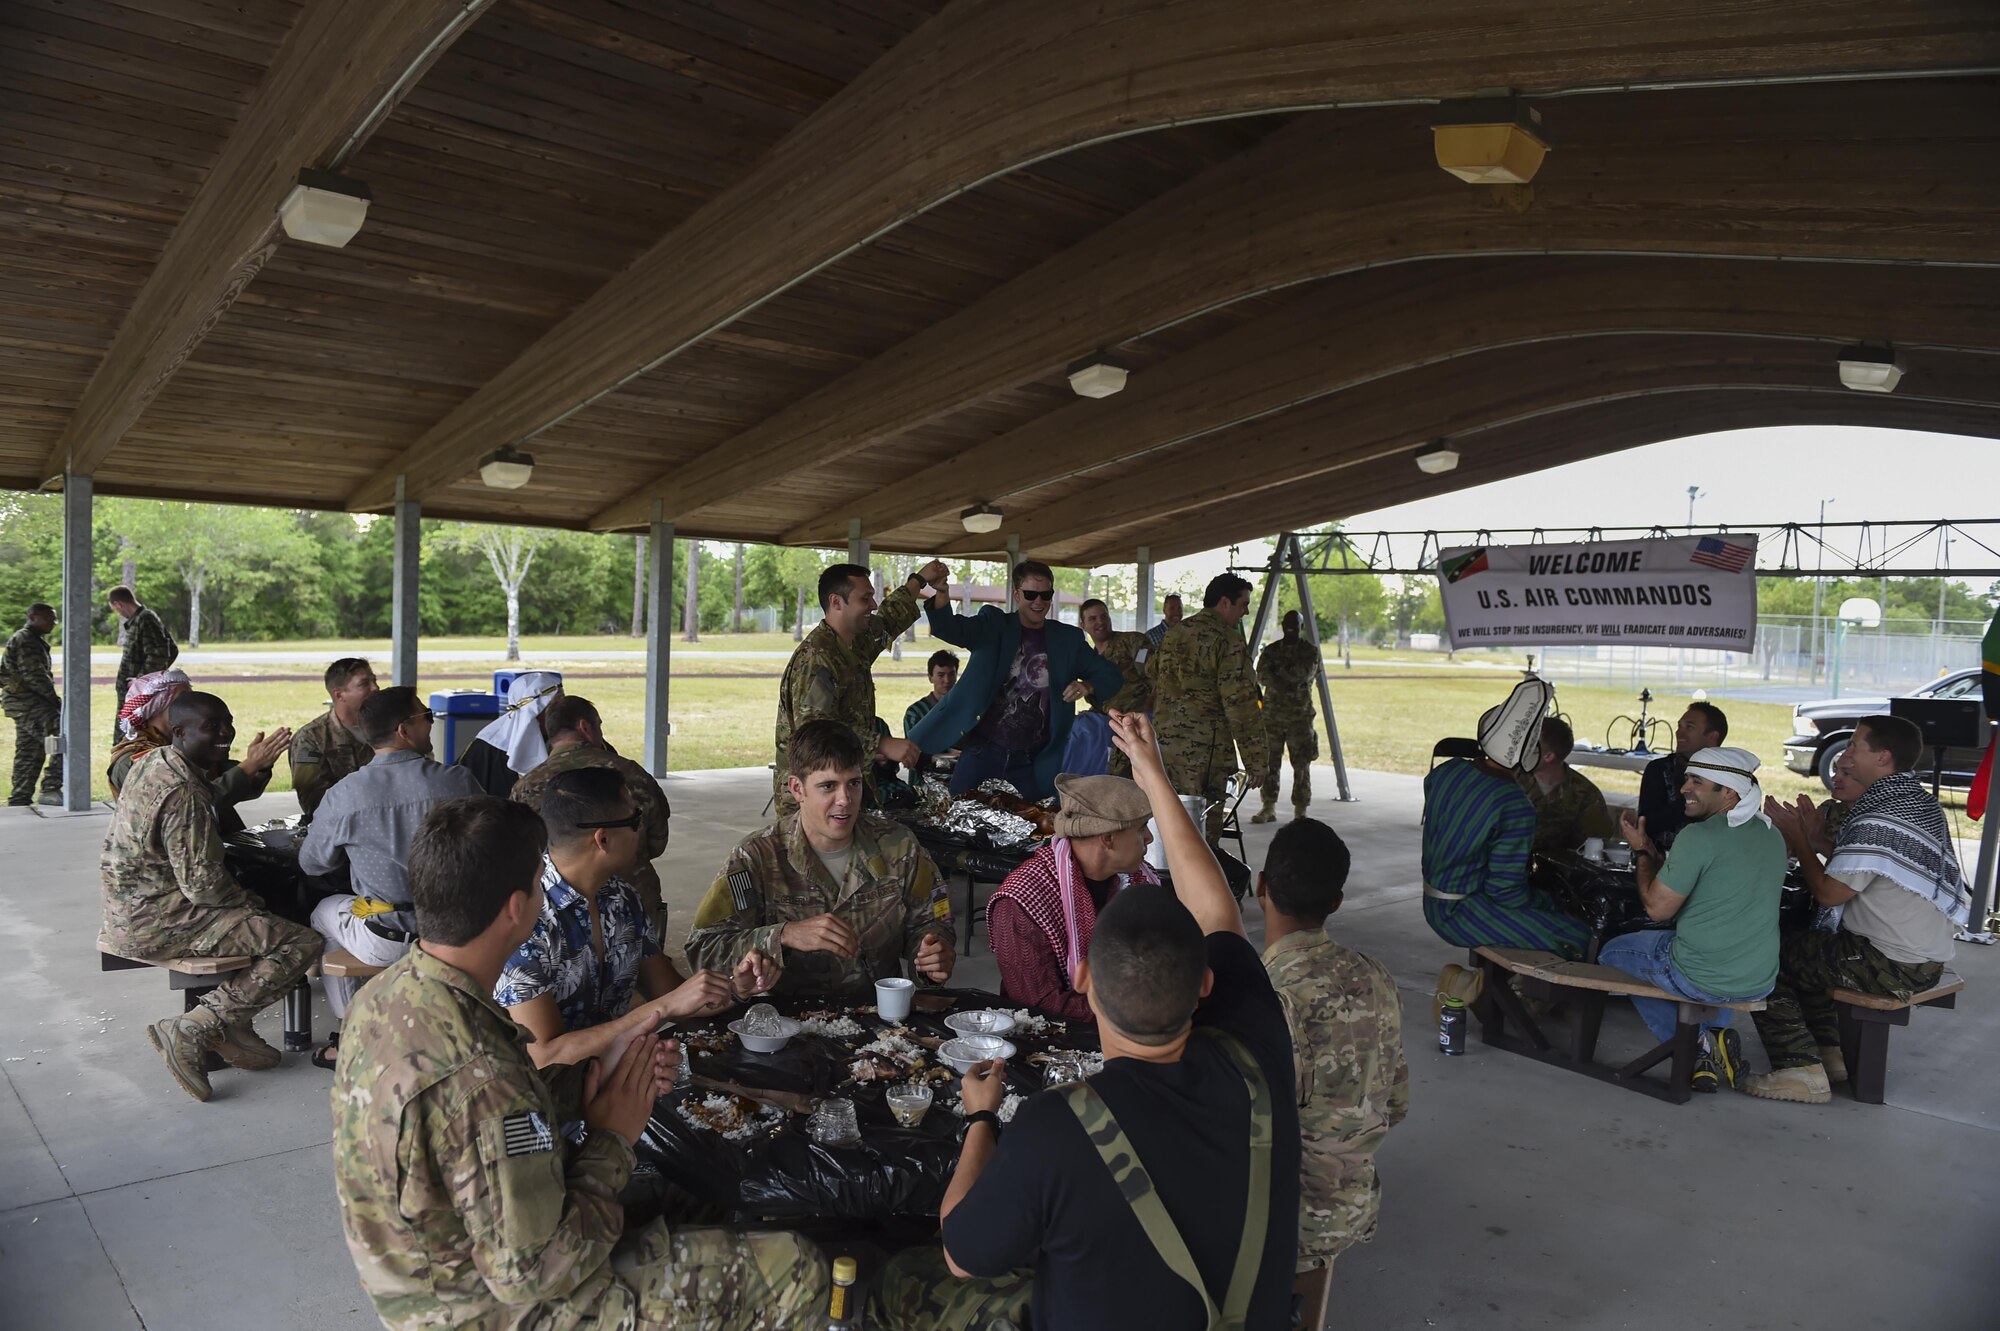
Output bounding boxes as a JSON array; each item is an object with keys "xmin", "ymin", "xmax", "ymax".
[{"xmin": 1783, "ymin": 667, "xmax": 1990, "ymax": 792}]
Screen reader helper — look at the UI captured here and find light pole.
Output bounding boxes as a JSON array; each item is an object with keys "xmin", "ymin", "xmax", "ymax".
[
  {"xmin": 1810, "ymin": 497, "xmax": 1834, "ymax": 681},
  {"xmin": 1686, "ymin": 485, "xmax": 1705, "ymax": 531}
]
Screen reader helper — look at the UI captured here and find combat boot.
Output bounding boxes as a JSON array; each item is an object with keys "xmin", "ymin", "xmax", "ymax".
[
  {"xmin": 1818, "ymin": 1044, "xmax": 1848, "ymax": 1084},
  {"xmin": 1742, "ymin": 1064, "xmax": 1831, "ymax": 1104},
  {"xmin": 213, "ymin": 1021, "xmax": 284, "ymax": 1071},
  {"xmin": 1291, "ymin": 805, "xmax": 1309, "ymax": 821},
  {"xmin": 147, "ymin": 1009, "xmax": 222, "ymax": 1102},
  {"xmin": 1250, "ymin": 805, "xmax": 1276, "ymax": 824}
]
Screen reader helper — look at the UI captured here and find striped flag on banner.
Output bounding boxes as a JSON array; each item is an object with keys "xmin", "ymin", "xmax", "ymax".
[{"xmin": 1689, "ymin": 537, "xmax": 1752, "ymax": 573}]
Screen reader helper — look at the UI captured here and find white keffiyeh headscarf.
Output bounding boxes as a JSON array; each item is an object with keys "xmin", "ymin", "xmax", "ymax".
[
  {"xmin": 1684, "ymin": 746, "xmax": 1772, "ymax": 828},
  {"xmin": 479, "ymin": 672, "xmax": 563, "ymax": 776}
]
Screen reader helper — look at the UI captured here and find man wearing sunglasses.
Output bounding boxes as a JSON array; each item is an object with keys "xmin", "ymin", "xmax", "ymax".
[
  {"xmin": 908, "ymin": 560, "xmax": 1124, "ymax": 801},
  {"xmin": 498, "ymin": 767, "xmax": 777, "ymax": 1071},
  {"xmin": 302, "ymin": 686, "xmax": 485, "ymax": 1025}
]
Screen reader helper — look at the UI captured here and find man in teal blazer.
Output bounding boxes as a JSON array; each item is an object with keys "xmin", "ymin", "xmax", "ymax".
[{"xmin": 907, "ymin": 561, "xmax": 1125, "ymax": 801}]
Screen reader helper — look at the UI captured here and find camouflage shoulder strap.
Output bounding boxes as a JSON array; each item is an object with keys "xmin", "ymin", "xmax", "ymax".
[{"xmin": 1057, "ymin": 1027, "xmax": 1273, "ymax": 1330}]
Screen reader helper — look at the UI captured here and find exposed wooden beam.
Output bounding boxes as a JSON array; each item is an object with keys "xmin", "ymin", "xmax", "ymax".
[
  {"xmin": 1078, "ymin": 393, "xmax": 2000, "ymax": 565},
  {"xmin": 593, "ymin": 73, "xmax": 2000, "ymax": 534},
  {"xmin": 349, "ymin": 0, "xmax": 2000, "ymax": 512},
  {"xmin": 975, "ymin": 335, "xmax": 1999, "ymax": 557},
  {"xmin": 814, "ymin": 256, "xmax": 2000, "ymax": 547},
  {"xmin": 43, "ymin": 0, "xmax": 494, "ymax": 482}
]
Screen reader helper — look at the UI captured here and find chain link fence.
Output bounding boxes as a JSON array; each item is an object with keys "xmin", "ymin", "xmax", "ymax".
[{"xmin": 1531, "ymin": 615, "xmax": 1987, "ymax": 695}]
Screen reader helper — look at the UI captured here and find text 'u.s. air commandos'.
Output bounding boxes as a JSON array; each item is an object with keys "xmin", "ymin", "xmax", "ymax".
[
  {"xmin": 1255, "ymin": 611, "xmax": 1321, "ymax": 821},
  {"xmin": 1149, "ymin": 574, "xmax": 1268, "ymax": 844}
]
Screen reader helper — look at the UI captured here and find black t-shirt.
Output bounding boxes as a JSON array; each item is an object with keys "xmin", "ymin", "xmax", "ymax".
[
  {"xmin": 1638, "ymin": 754, "xmax": 1689, "ymax": 848},
  {"xmin": 943, "ymin": 932, "xmax": 1300, "ymax": 1331}
]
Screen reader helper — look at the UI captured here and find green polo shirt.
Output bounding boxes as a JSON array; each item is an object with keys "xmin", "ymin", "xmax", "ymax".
[{"xmin": 1657, "ymin": 814, "xmax": 1786, "ymax": 998}]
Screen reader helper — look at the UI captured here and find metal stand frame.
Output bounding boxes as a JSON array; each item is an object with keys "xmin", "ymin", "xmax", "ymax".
[
  {"xmin": 644, "ymin": 509, "xmax": 674, "ymax": 776},
  {"xmin": 1246, "ymin": 532, "xmax": 1353, "ymax": 801}
]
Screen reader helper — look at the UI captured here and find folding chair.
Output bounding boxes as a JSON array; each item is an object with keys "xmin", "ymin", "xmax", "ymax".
[{"xmin": 1430, "ymin": 736, "xmax": 1480, "ymax": 769}]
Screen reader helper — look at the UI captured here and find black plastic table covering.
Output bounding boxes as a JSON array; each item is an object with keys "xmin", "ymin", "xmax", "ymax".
[{"xmin": 635, "ymin": 988, "xmax": 1097, "ymax": 1221}]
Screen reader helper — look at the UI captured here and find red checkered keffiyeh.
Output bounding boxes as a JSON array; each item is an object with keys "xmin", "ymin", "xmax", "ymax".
[
  {"xmin": 988, "ymin": 837, "xmax": 1159, "ymax": 988},
  {"xmin": 117, "ymin": 668, "xmax": 190, "ymax": 740}
]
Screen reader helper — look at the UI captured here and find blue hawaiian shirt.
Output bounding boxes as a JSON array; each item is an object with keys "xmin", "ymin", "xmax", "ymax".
[{"xmin": 494, "ymin": 857, "xmax": 664, "ymax": 1031}]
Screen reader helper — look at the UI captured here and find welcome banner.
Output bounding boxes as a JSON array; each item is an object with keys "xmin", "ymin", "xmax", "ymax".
[{"xmin": 1437, "ymin": 535, "xmax": 1758, "ymax": 652}]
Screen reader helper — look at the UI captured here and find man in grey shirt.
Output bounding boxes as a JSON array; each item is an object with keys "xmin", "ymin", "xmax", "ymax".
[{"xmin": 302, "ymin": 686, "xmax": 483, "ymax": 1019}]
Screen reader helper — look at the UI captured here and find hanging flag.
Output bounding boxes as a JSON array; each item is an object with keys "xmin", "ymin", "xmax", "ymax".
[
  {"xmin": 1440, "ymin": 547, "xmax": 1489, "ymax": 583},
  {"xmin": 1689, "ymin": 536, "xmax": 1753, "ymax": 573}
]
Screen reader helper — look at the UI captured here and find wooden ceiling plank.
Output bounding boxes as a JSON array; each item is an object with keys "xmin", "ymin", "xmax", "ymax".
[
  {"xmin": 1019, "ymin": 338, "xmax": 2000, "ymax": 562},
  {"xmin": 858, "ymin": 256, "xmax": 2000, "ymax": 547},
  {"xmin": 609, "ymin": 75, "xmax": 2000, "ymax": 533},
  {"xmin": 355, "ymin": 0, "xmax": 2000, "ymax": 512},
  {"xmin": 1090, "ymin": 394, "xmax": 2000, "ymax": 566},
  {"xmin": 44, "ymin": 0, "xmax": 498, "ymax": 481}
]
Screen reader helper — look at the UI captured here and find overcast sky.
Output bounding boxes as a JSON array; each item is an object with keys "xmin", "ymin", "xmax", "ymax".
[{"xmin": 1158, "ymin": 426, "xmax": 1993, "ymax": 593}]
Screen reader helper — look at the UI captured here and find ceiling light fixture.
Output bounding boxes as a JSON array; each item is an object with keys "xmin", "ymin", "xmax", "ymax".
[
  {"xmin": 960, "ymin": 503, "xmax": 1004, "ymax": 534},
  {"xmin": 1432, "ymin": 96, "xmax": 1549, "ymax": 184},
  {"xmin": 277, "ymin": 168, "xmax": 372, "ymax": 247},
  {"xmin": 1415, "ymin": 441, "xmax": 1460, "ymax": 475},
  {"xmin": 479, "ymin": 444, "xmax": 535, "ymax": 490},
  {"xmin": 1836, "ymin": 344, "xmax": 1902, "ymax": 393},
  {"xmin": 1066, "ymin": 353, "xmax": 1129, "ymax": 399}
]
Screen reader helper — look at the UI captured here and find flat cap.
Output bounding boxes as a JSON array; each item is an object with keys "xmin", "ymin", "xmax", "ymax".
[{"xmin": 1053, "ymin": 773, "xmax": 1153, "ymax": 839}]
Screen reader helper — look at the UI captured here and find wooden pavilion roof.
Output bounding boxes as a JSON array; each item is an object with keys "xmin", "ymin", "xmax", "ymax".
[{"xmin": 5, "ymin": 0, "xmax": 1998, "ymax": 564}]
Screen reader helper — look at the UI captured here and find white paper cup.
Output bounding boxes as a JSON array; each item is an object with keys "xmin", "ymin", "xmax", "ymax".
[
  {"xmin": 876, "ymin": 976, "xmax": 915, "ymax": 1022},
  {"xmin": 1582, "ymin": 837, "xmax": 1605, "ymax": 862}
]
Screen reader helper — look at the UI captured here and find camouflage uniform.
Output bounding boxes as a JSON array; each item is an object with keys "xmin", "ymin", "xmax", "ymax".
[
  {"xmin": 99, "ymin": 745, "xmax": 320, "ymax": 1024},
  {"xmin": 1264, "ymin": 930, "xmax": 1410, "ymax": 1266},
  {"xmin": 287, "ymin": 709, "xmax": 374, "ymax": 819},
  {"xmin": 1515, "ymin": 767, "xmax": 1616, "ymax": 857},
  {"xmin": 873, "ymin": 1245, "xmax": 1033, "ymax": 1331},
  {"xmin": 513, "ymin": 740, "xmax": 673, "ymax": 937},
  {"xmin": 115, "ymin": 604, "xmax": 177, "ymax": 704},
  {"xmin": 332, "ymin": 947, "xmax": 828, "ymax": 1331},
  {"xmin": 1255, "ymin": 636, "xmax": 1320, "ymax": 817},
  {"xmin": 1149, "ymin": 607, "xmax": 1267, "ymax": 844},
  {"xmin": 773, "ymin": 584, "xmax": 924, "ymax": 816},
  {"xmin": 685, "ymin": 812, "xmax": 951, "ymax": 997},
  {"xmin": 1, "ymin": 623, "xmax": 61, "ymax": 804},
  {"xmin": 1090, "ymin": 630, "xmax": 1155, "ymax": 778}
]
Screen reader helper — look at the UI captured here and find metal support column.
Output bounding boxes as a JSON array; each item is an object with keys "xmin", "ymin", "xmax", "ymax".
[
  {"xmin": 643, "ymin": 509, "xmax": 674, "ymax": 777},
  {"xmin": 1968, "ymin": 719, "xmax": 1999, "ymax": 935},
  {"xmin": 1135, "ymin": 546, "xmax": 1153, "ymax": 635},
  {"xmin": 1005, "ymin": 534, "xmax": 1021, "ymax": 610},
  {"xmin": 391, "ymin": 477, "xmax": 420, "ymax": 687},
  {"xmin": 60, "ymin": 473, "xmax": 93, "ymax": 811}
]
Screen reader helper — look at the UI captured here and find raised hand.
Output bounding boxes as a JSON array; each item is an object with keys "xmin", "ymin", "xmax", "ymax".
[
  {"xmin": 584, "ymin": 1032, "xmax": 660, "ymax": 1147},
  {"xmin": 915, "ymin": 930, "xmax": 955, "ymax": 983},
  {"xmin": 655, "ymin": 969, "xmax": 735, "ymax": 1021}
]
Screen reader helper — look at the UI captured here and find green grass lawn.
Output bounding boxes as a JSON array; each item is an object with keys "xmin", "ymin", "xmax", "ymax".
[{"xmin": 10, "ymin": 636, "xmax": 1915, "ymax": 808}]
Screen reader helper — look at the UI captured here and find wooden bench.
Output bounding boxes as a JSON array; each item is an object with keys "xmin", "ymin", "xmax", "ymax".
[
  {"xmin": 1830, "ymin": 971, "xmax": 1964, "ymax": 1104},
  {"xmin": 1471, "ymin": 946, "xmax": 1767, "ymax": 1105},
  {"xmin": 320, "ymin": 948, "xmax": 386, "ymax": 980},
  {"xmin": 99, "ymin": 941, "xmax": 321, "ymax": 1061}
]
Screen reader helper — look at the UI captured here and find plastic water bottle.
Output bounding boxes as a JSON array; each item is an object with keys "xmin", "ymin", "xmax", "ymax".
[{"xmin": 1439, "ymin": 997, "xmax": 1467, "ymax": 1056}]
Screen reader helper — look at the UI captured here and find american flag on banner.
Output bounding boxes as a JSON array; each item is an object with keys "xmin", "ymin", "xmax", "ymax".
[{"xmin": 1690, "ymin": 537, "xmax": 1753, "ymax": 573}]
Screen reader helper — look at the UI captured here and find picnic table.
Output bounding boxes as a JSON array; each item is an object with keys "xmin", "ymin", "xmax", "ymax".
[{"xmin": 634, "ymin": 987, "xmax": 1097, "ymax": 1222}]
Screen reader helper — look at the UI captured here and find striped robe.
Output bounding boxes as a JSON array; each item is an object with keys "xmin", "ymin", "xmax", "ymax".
[{"xmin": 1421, "ymin": 759, "xmax": 1588, "ymax": 955}]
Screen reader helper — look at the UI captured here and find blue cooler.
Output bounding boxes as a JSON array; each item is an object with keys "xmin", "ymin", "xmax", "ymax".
[
  {"xmin": 492, "ymin": 668, "xmax": 562, "ymax": 700},
  {"xmin": 431, "ymin": 690, "xmax": 500, "ymax": 764}
]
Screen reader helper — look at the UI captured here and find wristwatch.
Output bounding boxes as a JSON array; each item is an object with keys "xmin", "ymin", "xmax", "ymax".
[{"xmin": 958, "ymin": 1109, "xmax": 1003, "ymax": 1142}]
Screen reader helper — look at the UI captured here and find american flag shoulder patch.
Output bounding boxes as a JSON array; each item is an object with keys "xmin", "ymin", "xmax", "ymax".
[
  {"xmin": 728, "ymin": 870, "xmax": 756, "ymax": 913},
  {"xmin": 502, "ymin": 1111, "xmax": 554, "ymax": 1157}
]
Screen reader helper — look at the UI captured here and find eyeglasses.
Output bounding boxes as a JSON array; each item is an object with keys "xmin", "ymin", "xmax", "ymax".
[
  {"xmin": 575, "ymin": 812, "xmax": 643, "ymax": 831},
  {"xmin": 1018, "ymin": 589, "xmax": 1054, "ymax": 602}
]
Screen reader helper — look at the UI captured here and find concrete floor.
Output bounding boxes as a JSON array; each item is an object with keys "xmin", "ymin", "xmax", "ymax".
[{"xmin": 3, "ymin": 765, "xmax": 1994, "ymax": 1329}]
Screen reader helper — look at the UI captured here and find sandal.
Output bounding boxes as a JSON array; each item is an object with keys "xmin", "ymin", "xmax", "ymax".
[{"xmin": 310, "ymin": 1033, "xmax": 339, "ymax": 1071}]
